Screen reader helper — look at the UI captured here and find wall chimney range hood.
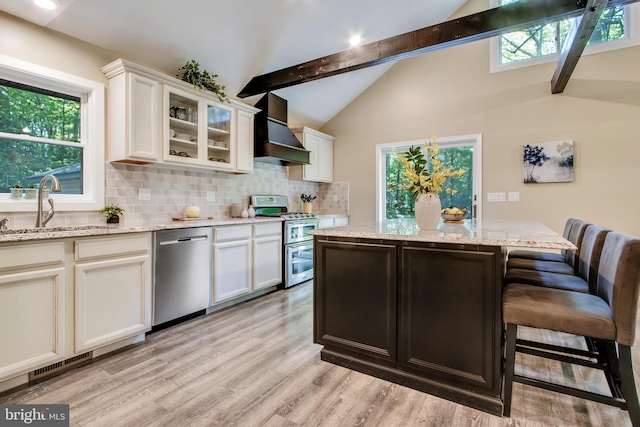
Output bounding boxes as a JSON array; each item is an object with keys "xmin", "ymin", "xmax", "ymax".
[{"xmin": 254, "ymin": 93, "xmax": 310, "ymax": 165}]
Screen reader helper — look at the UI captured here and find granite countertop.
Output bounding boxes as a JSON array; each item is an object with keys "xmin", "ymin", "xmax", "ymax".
[
  {"xmin": 309, "ymin": 218, "xmax": 576, "ymax": 250},
  {"xmin": 0, "ymin": 217, "xmax": 283, "ymax": 243}
]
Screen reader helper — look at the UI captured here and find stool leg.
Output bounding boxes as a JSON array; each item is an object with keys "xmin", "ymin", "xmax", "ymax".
[
  {"xmin": 503, "ymin": 323, "xmax": 517, "ymax": 417},
  {"xmin": 619, "ymin": 345, "xmax": 640, "ymax": 427}
]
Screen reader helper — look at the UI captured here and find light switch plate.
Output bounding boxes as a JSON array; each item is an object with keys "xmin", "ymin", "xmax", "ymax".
[
  {"xmin": 138, "ymin": 188, "xmax": 151, "ymax": 201},
  {"xmin": 207, "ymin": 191, "xmax": 216, "ymax": 202},
  {"xmin": 333, "ymin": 195, "xmax": 338, "ymax": 202},
  {"xmin": 508, "ymin": 192, "xmax": 520, "ymax": 202},
  {"xmin": 487, "ymin": 192, "xmax": 506, "ymax": 202}
]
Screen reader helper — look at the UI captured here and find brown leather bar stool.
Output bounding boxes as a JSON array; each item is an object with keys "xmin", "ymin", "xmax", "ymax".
[
  {"xmin": 506, "ymin": 219, "xmax": 590, "ymax": 275},
  {"xmin": 503, "ymin": 225, "xmax": 611, "ymax": 293},
  {"xmin": 508, "ymin": 218, "xmax": 576, "ymax": 262},
  {"xmin": 502, "ymin": 232, "xmax": 640, "ymax": 425}
]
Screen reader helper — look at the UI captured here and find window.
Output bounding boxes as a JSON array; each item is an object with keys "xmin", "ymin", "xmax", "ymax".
[
  {"xmin": 491, "ymin": 1, "xmax": 639, "ymax": 72},
  {"xmin": 376, "ymin": 134, "xmax": 482, "ymax": 222},
  {"xmin": 0, "ymin": 54, "xmax": 104, "ymax": 211}
]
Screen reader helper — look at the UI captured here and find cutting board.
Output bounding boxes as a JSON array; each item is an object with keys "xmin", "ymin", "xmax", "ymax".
[{"xmin": 172, "ymin": 216, "xmax": 214, "ymax": 221}]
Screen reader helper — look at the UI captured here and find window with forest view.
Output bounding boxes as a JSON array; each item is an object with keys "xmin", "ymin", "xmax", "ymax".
[
  {"xmin": 383, "ymin": 143, "xmax": 475, "ymax": 220},
  {"xmin": 494, "ymin": 0, "xmax": 634, "ymax": 68},
  {"xmin": 0, "ymin": 80, "xmax": 83, "ymax": 194}
]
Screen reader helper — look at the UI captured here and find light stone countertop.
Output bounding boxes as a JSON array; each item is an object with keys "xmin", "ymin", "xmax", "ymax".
[
  {"xmin": 309, "ymin": 218, "xmax": 576, "ymax": 250},
  {"xmin": 0, "ymin": 217, "xmax": 283, "ymax": 243}
]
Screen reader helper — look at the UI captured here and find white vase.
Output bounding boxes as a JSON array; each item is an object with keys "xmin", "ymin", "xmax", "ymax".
[{"xmin": 414, "ymin": 193, "xmax": 441, "ymax": 230}]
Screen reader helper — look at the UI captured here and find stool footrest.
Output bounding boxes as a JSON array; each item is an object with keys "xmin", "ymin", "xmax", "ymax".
[
  {"xmin": 514, "ymin": 374, "xmax": 626, "ymax": 408},
  {"xmin": 517, "ymin": 338, "xmax": 599, "ymax": 359}
]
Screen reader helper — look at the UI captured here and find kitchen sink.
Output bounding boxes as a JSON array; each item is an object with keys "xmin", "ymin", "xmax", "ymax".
[{"xmin": 0, "ymin": 225, "xmax": 115, "ymax": 235}]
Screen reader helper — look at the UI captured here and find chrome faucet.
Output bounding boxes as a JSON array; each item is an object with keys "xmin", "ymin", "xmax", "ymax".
[
  {"xmin": 35, "ymin": 174, "xmax": 62, "ymax": 228},
  {"xmin": 0, "ymin": 218, "xmax": 8, "ymax": 230}
]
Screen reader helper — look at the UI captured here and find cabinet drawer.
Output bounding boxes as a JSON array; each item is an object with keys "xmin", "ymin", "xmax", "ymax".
[
  {"xmin": 334, "ymin": 217, "xmax": 349, "ymax": 227},
  {"xmin": 253, "ymin": 222, "xmax": 282, "ymax": 237},
  {"xmin": 318, "ymin": 218, "xmax": 334, "ymax": 229},
  {"xmin": 214, "ymin": 225, "xmax": 252, "ymax": 242},
  {"xmin": 0, "ymin": 242, "xmax": 65, "ymax": 272},
  {"xmin": 75, "ymin": 234, "xmax": 150, "ymax": 261}
]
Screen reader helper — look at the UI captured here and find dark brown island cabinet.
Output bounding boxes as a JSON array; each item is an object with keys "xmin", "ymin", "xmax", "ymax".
[{"xmin": 311, "ymin": 220, "xmax": 575, "ymax": 416}]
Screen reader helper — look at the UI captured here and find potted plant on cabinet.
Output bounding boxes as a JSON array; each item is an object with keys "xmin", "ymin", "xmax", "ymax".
[
  {"xmin": 99, "ymin": 204, "xmax": 125, "ymax": 224},
  {"xmin": 10, "ymin": 184, "xmax": 22, "ymax": 199},
  {"xmin": 177, "ymin": 60, "xmax": 229, "ymax": 103}
]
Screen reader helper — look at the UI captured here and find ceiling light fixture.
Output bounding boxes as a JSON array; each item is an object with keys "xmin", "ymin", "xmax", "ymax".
[
  {"xmin": 349, "ymin": 35, "xmax": 362, "ymax": 47},
  {"xmin": 34, "ymin": 0, "xmax": 59, "ymax": 10}
]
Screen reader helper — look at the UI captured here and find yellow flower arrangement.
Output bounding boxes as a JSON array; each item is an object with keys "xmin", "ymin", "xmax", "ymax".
[{"xmin": 392, "ymin": 136, "xmax": 466, "ymax": 197}]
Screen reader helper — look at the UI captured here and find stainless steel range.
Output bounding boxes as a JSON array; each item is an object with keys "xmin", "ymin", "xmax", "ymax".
[{"xmin": 251, "ymin": 195, "xmax": 317, "ymax": 288}]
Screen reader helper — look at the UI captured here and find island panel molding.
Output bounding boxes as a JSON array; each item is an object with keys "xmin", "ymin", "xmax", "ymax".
[{"xmin": 315, "ymin": 240, "xmax": 397, "ymax": 364}]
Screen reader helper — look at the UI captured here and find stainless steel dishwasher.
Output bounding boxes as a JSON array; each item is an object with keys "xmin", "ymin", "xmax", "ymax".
[{"xmin": 153, "ymin": 227, "xmax": 212, "ymax": 326}]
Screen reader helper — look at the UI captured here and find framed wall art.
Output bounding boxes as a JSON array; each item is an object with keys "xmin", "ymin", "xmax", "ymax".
[{"xmin": 523, "ymin": 140, "xmax": 574, "ymax": 183}]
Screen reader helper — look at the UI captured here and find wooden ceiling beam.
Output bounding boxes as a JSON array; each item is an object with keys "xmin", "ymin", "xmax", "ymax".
[
  {"xmin": 237, "ymin": 0, "xmax": 638, "ymax": 98},
  {"xmin": 551, "ymin": 0, "xmax": 610, "ymax": 94}
]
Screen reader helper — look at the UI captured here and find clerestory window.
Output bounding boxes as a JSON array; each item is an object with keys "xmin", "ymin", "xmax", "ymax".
[{"xmin": 491, "ymin": 1, "xmax": 639, "ymax": 72}]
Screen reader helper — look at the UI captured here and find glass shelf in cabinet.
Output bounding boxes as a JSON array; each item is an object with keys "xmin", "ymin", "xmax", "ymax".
[
  {"xmin": 207, "ymin": 126, "xmax": 230, "ymax": 135},
  {"xmin": 170, "ymin": 117, "xmax": 198, "ymax": 129}
]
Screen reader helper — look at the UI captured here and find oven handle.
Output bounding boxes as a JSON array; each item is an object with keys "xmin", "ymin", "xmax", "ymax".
[
  {"xmin": 286, "ymin": 242, "xmax": 314, "ymax": 253},
  {"xmin": 287, "ymin": 222, "xmax": 318, "ymax": 228}
]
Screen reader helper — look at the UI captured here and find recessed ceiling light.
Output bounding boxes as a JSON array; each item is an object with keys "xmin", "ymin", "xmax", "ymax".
[
  {"xmin": 349, "ymin": 35, "xmax": 362, "ymax": 47},
  {"xmin": 34, "ymin": 0, "xmax": 60, "ymax": 10}
]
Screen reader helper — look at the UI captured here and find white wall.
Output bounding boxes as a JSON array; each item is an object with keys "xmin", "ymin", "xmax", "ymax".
[{"xmin": 321, "ymin": 1, "xmax": 640, "ymax": 236}]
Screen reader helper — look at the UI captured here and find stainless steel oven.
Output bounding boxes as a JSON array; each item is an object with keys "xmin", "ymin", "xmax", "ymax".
[
  {"xmin": 284, "ymin": 218, "xmax": 317, "ymax": 288},
  {"xmin": 251, "ymin": 195, "xmax": 317, "ymax": 288}
]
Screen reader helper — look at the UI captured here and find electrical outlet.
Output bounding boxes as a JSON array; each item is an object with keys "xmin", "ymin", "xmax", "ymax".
[
  {"xmin": 206, "ymin": 191, "xmax": 216, "ymax": 202},
  {"xmin": 508, "ymin": 192, "xmax": 520, "ymax": 202},
  {"xmin": 333, "ymin": 195, "xmax": 338, "ymax": 202},
  {"xmin": 487, "ymin": 192, "xmax": 506, "ymax": 202},
  {"xmin": 138, "ymin": 188, "xmax": 151, "ymax": 201}
]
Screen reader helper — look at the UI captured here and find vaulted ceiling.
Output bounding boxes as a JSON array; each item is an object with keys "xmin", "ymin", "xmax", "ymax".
[{"xmin": 0, "ymin": 0, "xmax": 469, "ymax": 127}]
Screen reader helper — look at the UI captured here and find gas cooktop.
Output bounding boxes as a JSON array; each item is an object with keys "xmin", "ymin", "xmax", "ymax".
[{"xmin": 250, "ymin": 195, "xmax": 318, "ymax": 220}]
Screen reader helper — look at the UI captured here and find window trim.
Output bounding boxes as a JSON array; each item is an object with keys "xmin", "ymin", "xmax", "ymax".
[
  {"xmin": 375, "ymin": 134, "xmax": 483, "ymax": 223},
  {"xmin": 490, "ymin": 2, "xmax": 640, "ymax": 73},
  {"xmin": 0, "ymin": 54, "xmax": 105, "ymax": 212}
]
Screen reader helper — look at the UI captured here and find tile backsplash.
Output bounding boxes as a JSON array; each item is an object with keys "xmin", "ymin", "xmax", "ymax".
[{"xmin": 0, "ymin": 161, "xmax": 349, "ymax": 227}]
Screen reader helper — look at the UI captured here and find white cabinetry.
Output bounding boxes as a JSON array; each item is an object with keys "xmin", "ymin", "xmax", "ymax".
[
  {"xmin": 318, "ymin": 215, "xmax": 349, "ymax": 229},
  {"xmin": 103, "ymin": 68, "xmax": 161, "ymax": 162},
  {"xmin": 164, "ymin": 85, "xmax": 237, "ymax": 171},
  {"xmin": 74, "ymin": 234, "xmax": 152, "ymax": 353},
  {"xmin": 102, "ymin": 59, "xmax": 258, "ymax": 173},
  {"xmin": 212, "ymin": 226, "xmax": 253, "ymax": 303},
  {"xmin": 253, "ymin": 222, "xmax": 282, "ymax": 290},
  {"xmin": 290, "ymin": 127, "xmax": 335, "ymax": 183},
  {"xmin": 236, "ymin": 109, "xmax": 255, "ymax": 173},
  {"xmin": 212, "ymin": 221, "xmax": 283, "ymax": 305},
  {"xmin": 0, "ymin": 243, "xmax": 66, "ymax": 382}
]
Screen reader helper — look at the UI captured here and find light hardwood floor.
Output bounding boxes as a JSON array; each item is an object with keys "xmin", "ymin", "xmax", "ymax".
[{"xmin": 0, "ymin": 281, "xmax": 635, "ymax": 426}]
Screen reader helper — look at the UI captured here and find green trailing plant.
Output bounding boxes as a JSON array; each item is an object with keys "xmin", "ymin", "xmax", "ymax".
[
  {"xmin": 12, "ymin": 183, "xmax": 22, "ymax": 189},
  {"xmin": 99, "ymin": 204, "xmax": 125, "ymax": 218},
  {"xmin": 177, "ymin": 60, "xmax": 229, "ymax": 103},
  {"xmin": 27, "ymin": 184, "xmax": 35, "ymax": 189}
]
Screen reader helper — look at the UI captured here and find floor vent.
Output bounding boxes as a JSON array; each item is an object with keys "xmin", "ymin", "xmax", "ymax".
[{"xmin": 29, "ymin": 351, "xmax": 93, "ymax": 381}]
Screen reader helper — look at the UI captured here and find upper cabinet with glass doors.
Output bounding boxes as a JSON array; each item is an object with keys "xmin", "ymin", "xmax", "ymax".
[
  {"xmin": 163, "ymin": 86, "xmax": 235, "ymax": 170},
  {"xmin": 102, "ymin": 59, "xmax": 258, "ymax": 173}
]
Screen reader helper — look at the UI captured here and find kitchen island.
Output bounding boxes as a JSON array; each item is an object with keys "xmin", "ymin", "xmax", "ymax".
[{"xmin": 310, "ymin": 219, "xmax": 574, "ymax": 416}]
